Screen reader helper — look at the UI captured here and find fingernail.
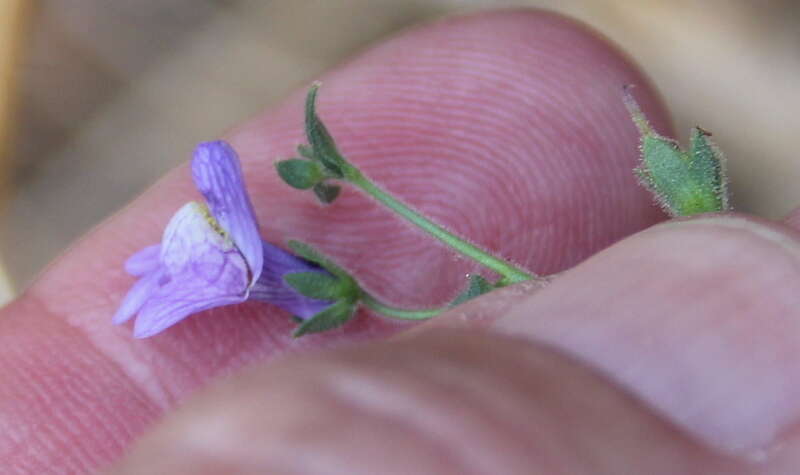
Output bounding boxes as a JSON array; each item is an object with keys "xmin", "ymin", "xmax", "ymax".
[{"xmin": 494, "ymin": 215, "xmax": 800, "ymax": 459}]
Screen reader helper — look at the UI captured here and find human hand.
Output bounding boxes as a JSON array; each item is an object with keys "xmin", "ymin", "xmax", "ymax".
[{"xmin": 3, "ymin": 9, "xmax": 796, "ymax": 474}]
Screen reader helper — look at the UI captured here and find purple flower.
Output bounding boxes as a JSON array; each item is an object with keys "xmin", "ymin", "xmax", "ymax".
[{"xmin": 114, "ymin": 141, "xmax": 331, "ymax": 338}]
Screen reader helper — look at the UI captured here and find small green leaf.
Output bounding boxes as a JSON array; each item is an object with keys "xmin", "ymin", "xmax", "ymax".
[
  {"xmin": 451, "ymin": 274, "xmax": 493, "ymax": 306},
  {"xmin": 292, "ymin": 300, "xmax": 356, "ymax": 337},
  {"xmin": 287, "ymin": 240, "xmax": 332, "ymax": 267},
  {"xmin": 275, "ymin": 159, "xmax": 322, "ymax": 190},
  {"xmin": 313, "ymin": 182, "xmax": 341, "ymax": 204},
  {"xmin": 284, "ymin": 271, "xmax": 343, "ymax": 300},
  {"xmin": 287, "ymin": 240, "xmax": 350, "ymax": 280},
  {"xmin": 297, "ymin": 144, "xmax": 316, "ymax": 160},
  {"xmin": 305, "ymin": 83, "xmax": 345, "ymax": 178}
]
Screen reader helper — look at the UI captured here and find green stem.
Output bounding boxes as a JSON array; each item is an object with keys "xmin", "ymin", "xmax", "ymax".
[
  {"xmin": 343, "ymin": 165, "xmax": 535, "ymax": 284},
  {"xmin": 361, "ymin": 292, "xmax": 444, "ymax": 320}
]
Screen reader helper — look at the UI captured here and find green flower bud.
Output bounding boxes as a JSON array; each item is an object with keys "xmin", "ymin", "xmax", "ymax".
[{"xmin": 624, "ymin": 86, "xmax": 729, "ymax": 217}]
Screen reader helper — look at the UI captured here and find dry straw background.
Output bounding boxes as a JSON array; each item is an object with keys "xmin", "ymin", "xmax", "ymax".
[{"xmin": 3, "ymin": 0, "xmax": 800, "ymax": 301}]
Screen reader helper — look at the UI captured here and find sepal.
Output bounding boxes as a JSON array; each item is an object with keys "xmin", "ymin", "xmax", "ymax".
[
  {"xmin": 284, "ymin": 271, "xmax": 348, "ymax": 300},
  {"xmin": 297, "ymin": 144, "xmax": 316, "ymax": 160},
  {"xmin": 313, "ymin": 182, "xmax": 341, "ymax": 204},
  {"xmin": 288, "ymin": 240, "xmax": 351, "ymax": 280},
  {"xmin": 451, "ymin": 274, "xmax": 493, "ymax": 306},
  {"xmin": 292, "ymin": 300, "xmax": 357, "ymax": 337},
  {"xmin": 304, "ymin": 83, "xmax": 346, "ymax": 178},
  {"xmin": 689, "ymin": 126, "xmax": 729, "ymax": 211},
  {"xmin": 276, "ymin": 159, "xmax": 322, "ymax": 190}
]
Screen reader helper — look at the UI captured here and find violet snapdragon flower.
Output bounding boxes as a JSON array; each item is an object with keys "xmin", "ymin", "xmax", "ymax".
[{"xmin": 114, "ymin": 141, "xmax": 331, "ymax": 338}]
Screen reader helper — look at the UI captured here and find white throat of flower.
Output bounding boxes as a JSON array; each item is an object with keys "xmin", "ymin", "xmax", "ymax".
[{"xmin": 160, "ymin": 202, "xmax": 239, "ymax": 275}]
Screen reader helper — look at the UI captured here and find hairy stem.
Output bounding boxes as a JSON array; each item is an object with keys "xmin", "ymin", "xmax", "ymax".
[
  {"xmin": 360, "ymin": 292, "xmax": 444, "ymax": 320},
  {"xmin": 343, "ymin": 164, "xmax": 535, "ymax": 284}
]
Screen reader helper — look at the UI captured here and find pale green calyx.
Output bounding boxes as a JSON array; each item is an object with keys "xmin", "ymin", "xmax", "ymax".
[{"xmin": 624, "ymin": 86, "xmax": 730, "ymax": 217}]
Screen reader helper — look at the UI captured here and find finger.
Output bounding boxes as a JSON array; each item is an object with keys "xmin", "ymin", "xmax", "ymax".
[
  {"xmin": 782, "ymin": 206, "xmax": 800, "ymax": 231},
  {"xmin": 0, "ymin": 9, "xmax": 670, "ymax": 471},
  {"xmin": 487, "ymin": 215, "xmax": 800, "ymax": 470},
  {"xmin": 111, "ymin": 330, "xmax": 742, "ymax": 474}
]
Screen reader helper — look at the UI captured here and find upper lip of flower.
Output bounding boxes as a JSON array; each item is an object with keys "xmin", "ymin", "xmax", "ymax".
[{"xmin": 191, "ymin": 140, "xmax": 264, "ymax": 288}]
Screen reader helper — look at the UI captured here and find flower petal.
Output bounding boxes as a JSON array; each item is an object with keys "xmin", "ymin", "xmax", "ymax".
[
  {"xmin": 113, "ymin": 268, "xmax": 164, "ymax": 324},
  {"xmin": 132, "ymin": 276, "xmax": 245, "ymax": 338},
  {"xmin": 124, "ymin": 244, "xmax": 161, "ymax": 276},
  {"xmin": 133, "ymin": 248, "xmax": 250, "ymax": 338},
  {"xmin": 191, "ymin": 141, "xmax": 263, "ymax": 285},
  {"xmin": 249, "ymin": 241, "xmax": 333, "ymax": 319}
]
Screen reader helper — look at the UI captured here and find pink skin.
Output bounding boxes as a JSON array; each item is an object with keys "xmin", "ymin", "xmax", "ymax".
[{"xmin": 13, "ymin": 9, "xmax": 800, "ymax": 473}]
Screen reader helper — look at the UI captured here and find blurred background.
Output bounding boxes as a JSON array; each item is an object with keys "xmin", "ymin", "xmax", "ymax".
[{"xmin": 2, "ymin": 0, "xmax": 799, "ymax": 304}]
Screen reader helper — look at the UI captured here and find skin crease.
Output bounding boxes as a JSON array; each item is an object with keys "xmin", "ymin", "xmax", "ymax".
[{"xmin": 2, "ymin": 8, "xmax": 799, "ymax": 474}]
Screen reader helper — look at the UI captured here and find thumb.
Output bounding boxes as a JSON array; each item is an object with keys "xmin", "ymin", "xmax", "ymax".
[{"xmin": 111, "ymin": 330, "xmax": 740, "ymax": 474}]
